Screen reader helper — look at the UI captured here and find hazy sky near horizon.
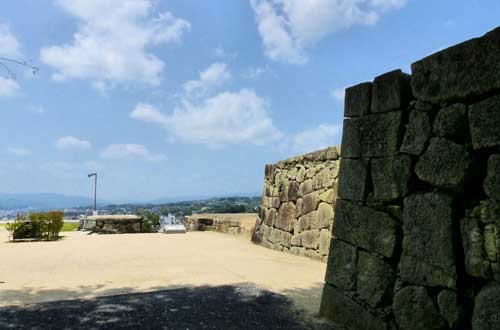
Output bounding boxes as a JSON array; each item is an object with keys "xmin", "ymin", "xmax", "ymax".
[{"xmin": 0, "ymin": 0, "xmax": 499, "ymax": 202}]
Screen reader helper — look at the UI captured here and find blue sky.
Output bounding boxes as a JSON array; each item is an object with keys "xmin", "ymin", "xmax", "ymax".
[{"xmin": 0, "ymin": 0, "xmax": 499, "ymax": 202}]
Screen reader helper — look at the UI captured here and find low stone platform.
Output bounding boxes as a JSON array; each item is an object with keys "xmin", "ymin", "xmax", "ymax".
[
  {"xmin": 79, "ymin": 215, "xmax": 143, "ymax": 234},
  {"xmin": 184, "ymin": 213, "xmax": 259, "ymax": 238}
]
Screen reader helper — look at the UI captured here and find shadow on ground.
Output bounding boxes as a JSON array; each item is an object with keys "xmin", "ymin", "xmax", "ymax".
[{"xmin": 0, "ymin": 284, "xmax": 335, "ymax": 330}]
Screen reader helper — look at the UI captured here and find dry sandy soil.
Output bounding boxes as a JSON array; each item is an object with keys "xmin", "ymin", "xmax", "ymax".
[{"xmin": 0, "ymin": 228, "xmax": 326, "ymax": 316}]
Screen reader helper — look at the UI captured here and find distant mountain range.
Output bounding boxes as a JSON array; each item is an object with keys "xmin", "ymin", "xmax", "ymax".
[
  {"xmin": 0, "ymin": 192, "xmax": 261, "ymax": 210},
  {"xmin": 0, "ymin": 193, "xmax": 98, "ymax": 210}
]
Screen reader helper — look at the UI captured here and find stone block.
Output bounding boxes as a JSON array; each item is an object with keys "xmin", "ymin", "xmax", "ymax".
[
  {"xmin": 415, "ymin": 137, "xmax": 473, "ymax": 192},
  {"xmin": 300, "ymin": 229, "xmax": 320, "ymax": 249},
  {"xmin": 287, "ymin": 181, "xmax": 300, "ymax": 201},
  {"xmin": 305, "ymin": 249, "xmax": 322, "ymax": 261},
  {"xmin": 469, "ymin": 94, "xmax": 500, "ymax": 149},
  {"xmin": 276, "ymin": 202, "xmax": 295, "ymax": 232},
  {"xmin": 484, "ymin": 155, "xmax": 500, "ymax": 199},
  {"xmin": 356, "ymin": 251, "xmax": 395, "ymax": 308},
  {"xmin": 433, "ymin": 103, "xmax": 468, "ymax": 141},
  {"xmin": 400, "ymin": 192, "xmax": 457, "ymax": 288},
  {"xmin": 325, "ymin": 239, "xmax": 357, "ymax": 291},
  {"xmin": 371, "ymin": 69, "xmax": 412, "ymax": 113},
  {"xmin": 437, "ymin": 289, "xmax": 463, "ymax": 329},
  {"xmin": 341, "ymin": 118, "xmax": 362, "ymax": 159},
  {"xmin": 299, "ymin": 179, "xmax": 313, "ymax": 196},
  {"xmin": 318, "ymin": 188, "xmax": 334, "ymax": 204},
  {"xmin": 295, "ymin": 198, "xmax": 303, "ymax": 218},
  {"xmin": 318, "ymin": 229, "xmax": 331, "ymax": 256},
  {"xmin": 296, "ymin": 166, "xmax": 306, "ymax": 182},
  {"xmin": 334, "ymin": 200, "xmax": 399, "ymax": 258},
  {"xmin": 265, "ymin": 208, "xmax": 276, "ymax": 227},
  {"xmin": 264, "ymin": 164, "xmax": 276, "ymax": 182},
  {"xmin": 294, "ymin": 211, "xmax": 318, "ymax": 234},
  {"xmin": 361, "ymin": 111, "xmax": 404, "ymax": 158},
  {"xmin": 412, "ymin": 27, "xmax": 500, "ymax": 103},
  {"xmin": 338, "ymin": 159, "xmax": 369, "ymax": 202},
  {"xmin": 371, "ymin": 155, "xmax": 413, "ymax": 201},
  {"xmin": 393, "ymin": 286, "xmax": 446, "ymax": 330},
  {"xmin": 290, "ymin": 234, "xmax": 301, "ymax": 246},
  {"xmin": 400, "ymin": 110, "xmax": 432, "ymax": 155},
  {"xmin": 472, "ymin": 283, "xmax": 500, "ymax": 330},
  {"xmin": 312, "ymin": 168, "xmax": 333, "ymax": 190},
  {"xmin": 320, "ymin": 284, "xmax": 386, "ymax": 330},
  {"xmin": 270, "ymin": 227, "xmax": 281, "ymax": 244},
  {"xmin": 344, "ymin": 82, "xmax": 372, "ymax": 117},
  {"xmin": 290, "ymin": 246, "xmax": 306, "ymax": 257},
  {"xmin": 317, "ymin": 202, "xmax": 334, "ymax": 229},
  {"xmin": 280, "ymin": 231, "xmax": 292, "ymax": 248},
  {"xmin": 302, "ymin": 191, "xmax": 319, "ymax": 215}
]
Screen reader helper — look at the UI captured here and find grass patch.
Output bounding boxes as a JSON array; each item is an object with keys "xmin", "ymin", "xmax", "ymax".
[{"xmin": 61, "ymin": 222, "xmax": 79, "ymax": 232}]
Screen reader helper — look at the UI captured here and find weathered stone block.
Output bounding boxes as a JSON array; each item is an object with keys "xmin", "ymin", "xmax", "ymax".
[
  {"xmin": 302, "ymin": 191, "xmax": 319, "ymax": 215},
  {"xmin": 400, "ymin": 110, "xmax": 432, "ymax": 155},
  {"xmin": 290, "ymin": 234, "xmax": 301, "ymax": 246},
  {"xmin": 371, "ymin": 69, "xmax": 412, "ymax": 113},
  {"xmin": 313, "ymin": 168, "xmax": 333, "ymax": 190},
  {"xmin": 334, "ymin": 200, "xmax": 399, "ymax": 258},
  {"xmin": 280, "ymin": 231, "xmax": 292, "ymax": 248},
  {"xmin": 296, "ymin": 166, "xmax": 306, "ymax": 182},
  {"xmin": 318, "ymin": 230, "xmax": 331, "ymax": 256},
  {"xmin": 320, "ymin": 284, "xmax": 386, "ymax": 330},
  {"xmin": 433, "ymin": 103, "xmax": 467, "ymax": 140},
  {"xmin": 400, "ymin": 192, "xmax": 457, "ymax": 288},
  {"xmin": 317, "ymin": 202, "xmax": 334, "ymax": 229},
  {"xmin": 472, "ymin": 283, "xmax": 500, "ymax": 330},
  {"xmin": 287, "ymin": 181, "xmax": 300, "ymax": 201},
  {"xmin": 344, "ymin": 82, "xmax": 372, "ymax": 117},
  {"xmin": 290, "ymin": 246, "xmax": 306, "ymax": 257},
  {"xmin": 300, "ymin": 229, "xmax": 320, "ymax": 249},
  {"xmin": 270, "ymin": 227, "xmax": 281, "ymax": 244},
  {"xmin": 318, "ymin": 188, "xmax": 334, "ymax": 204},
  {"xmin": 393, "ymin": 286, "xmax": 446, "ymax": 330},
  {"xmin": 361, "ymin": 111, "xmax": 404, "ymax": 158},
  {"xmin": 469, "ymin": 94, "xmax": 500, "ymax": 149},
  {"xmin": 265, "ymin": 164, "xmax": 276, "ymax": 182},
  {"xmin": 356, "ymin": 251, "xmax": 395, "ymax": 308},
  {"xmin": 484, "ymin": 155, "xmax": 500, "ymax": 199},
  {"xmin": 372, "ymin": 155, "xmax": 412, "ymax": 201},
  {"xmin": 299, "ymin": 179, "xmax": 313, "ymax": 196},
  {"xmin": 276, "ymin": 202, "xmax": 295, "ymax": 232},
  {"xmin": 412, "ymin": 27, "xmax": 500, "ymax": 103},
  {"xmin": 341, "ymin": 118, "xmax": 361, "ymax": 159},
  {"xmin": 325, "ymin": 239, "xmax": 357, "ymax": 291},
  {"xmin": 338, "ymin": 159, "xmax": 369, "ymax": 202},
  {"xmin": 437, "ymin": 289, "xmax": 463, "ymax": 329},
  {"xmin": 305, "ymin": 249, "xmax": 322, "ymax": 261},
  {"xmin": 294, "ymin": 211, "xmax": 318, "ymax": 234},
  {"xmin": 415, "ymin": 137, "xmax": 473, "ymax": 192}
]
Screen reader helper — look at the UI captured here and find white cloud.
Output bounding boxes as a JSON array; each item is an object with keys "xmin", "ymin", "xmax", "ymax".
[
  {"xmin": 40, "ymin": 0, "xmax": 190, "ymax": 89},
  {"xmin": 290, "ymin": 123, "xmax": 342, "ymax": 153},
  {"xmin": 7, "ymin": 147, "xmax": 31, "ymax": 156},
  {"xmin": 241, "ymin": 66, "xmax": 270, "ymax": 80},
  {"xmin": 0, "ymin": 77, "xmax": 19, "ymax": 97},
  {"xmin": 100, "ymin": 144, "xmax": 165, "ymax": 161},
  {"xmin": 0, "ymin": 23, "xmax": 22, "ymax": 58},
  {"xmin": 329, "ymin": 87, "xmax": 345, "ymax": 103},
  {"xmin": 250, "ymin": 0, "xmax": 406, "ymax": 63},
  {"xmin": 182, "ymin": 62, "xmax": 231, "ymax": 97},
  {"xmin": 131, "ymin": 90, "xmax": 283, "ymax": 148},
  {"xmin": 56, "ymin": 136, "xmax": 92, "ymax": 150}
]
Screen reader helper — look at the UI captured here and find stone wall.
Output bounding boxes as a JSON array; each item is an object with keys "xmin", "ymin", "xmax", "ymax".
[
  {"xmin": 252, "ymin": 146, "xmax": 340, "ymax": 262},
  {"xmin": 184, "ymin": 213, "xmax": 259, "ymax": 238},
  {"xmin": 80, "ymin": 215, "xmax": 143, "ymax": 234},
  {"xmin": 320, "ymin": 27, "xmax": 500, "ymax": 330}
]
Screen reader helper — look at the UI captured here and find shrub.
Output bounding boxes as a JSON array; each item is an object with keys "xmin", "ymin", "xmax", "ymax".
[
  {"xmin": 134, "ymin": 210, "xmax": 160, "ymax": 233},
  {"xmin": 6, "ymin": 211, "xmax": 64, "ymax": 241}
]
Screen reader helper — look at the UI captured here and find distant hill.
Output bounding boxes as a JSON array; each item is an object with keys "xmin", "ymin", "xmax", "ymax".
[
  {"xmin": 0, "ymin": 193, "xmax": 100, "ymax": 210},
  {"xmin": 147, "ymin": 192, "xmax": 261, "ymax": 205}
]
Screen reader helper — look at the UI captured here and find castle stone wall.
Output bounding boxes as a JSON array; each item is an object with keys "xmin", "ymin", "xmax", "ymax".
[
  {"xmin": 252, "ymin": 146, "xmax": 340, "ymax": 262},
  {"xmin": 320, "ymin": 27, "xmax": 500, "ymax": 330}
]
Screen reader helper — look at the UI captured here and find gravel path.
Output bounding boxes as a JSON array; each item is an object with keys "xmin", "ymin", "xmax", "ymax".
[{"xmin": 0, "ymin": 284, "xmax": 335, "ymax": 330}]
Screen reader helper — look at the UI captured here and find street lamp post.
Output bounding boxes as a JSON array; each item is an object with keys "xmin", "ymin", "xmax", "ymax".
[{"xmin": 88, "ymin": 172, "xmax": 97, "ymax": 215}]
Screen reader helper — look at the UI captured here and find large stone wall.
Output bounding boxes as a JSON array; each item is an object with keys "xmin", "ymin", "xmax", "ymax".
[
  {"xmin": 252, "ymin": 146, "xmax": 340, "ymax": 262},
  {"xmin": 320, "ymin": 27, "xmax": 500, "ymax": 330}
]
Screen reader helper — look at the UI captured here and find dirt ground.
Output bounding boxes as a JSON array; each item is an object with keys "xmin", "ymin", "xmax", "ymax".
[{"xmin": 0, "ymin": 228, "xmax": 327, "ymax": 316}]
